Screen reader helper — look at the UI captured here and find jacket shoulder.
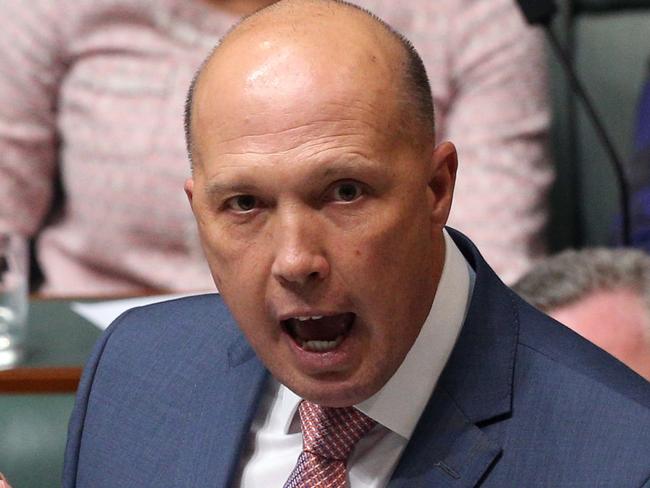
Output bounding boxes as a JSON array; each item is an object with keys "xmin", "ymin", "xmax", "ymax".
[
  {"xmin": 95, "ymin": 293, "xmax": 251, "ymax": 376},
  {"xmin": 481, "ymin": 295, "xmax": 650, "ymax": 486},
  {"xmin": 63, "ymin": 294, "xmax": 262, "ymax": 487},
  {"xmin": 515, "ymin": 294, "xmax": 650, "ymax": 410}
]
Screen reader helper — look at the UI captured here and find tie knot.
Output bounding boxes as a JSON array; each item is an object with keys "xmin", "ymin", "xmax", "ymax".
[{"xmin": 298, "ymin": 401, "xmax": 376, "ymax": 461}]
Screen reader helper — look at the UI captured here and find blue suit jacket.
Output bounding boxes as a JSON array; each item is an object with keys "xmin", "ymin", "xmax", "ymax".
[{"xmin": 63, "ymin": 229, "xmax": 650, "ymax": 487}]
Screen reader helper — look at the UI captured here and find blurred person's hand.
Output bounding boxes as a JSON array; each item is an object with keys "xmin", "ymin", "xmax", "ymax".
[{"xmin": 0, "ymin": 472, "xmax": 12, "ymax": 488}]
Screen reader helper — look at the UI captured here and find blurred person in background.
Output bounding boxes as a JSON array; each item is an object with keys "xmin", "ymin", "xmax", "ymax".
[
  {"xmin": 0, "ymin": 0, "xmax": 551, "ymax": 296},
  {"xmin": 514, "ymin": 248, "xmax": 650, "ymax": 381},
  {"xmin": 0, "ymin": 472, "xmax": 12, "ymax": 488}
]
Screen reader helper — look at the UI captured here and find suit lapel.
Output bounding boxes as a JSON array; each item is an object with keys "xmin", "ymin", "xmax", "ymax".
[
  {"xmin": 388, "ymin": 387, "xmax": 502, "ymax": 488},
  {"xmin": 175, "ymin": 332, "xmax": 268, "ymax": 488},
  {"xmin": 389, "ymin": 229, "xmax": 518, "ymax": 487}
]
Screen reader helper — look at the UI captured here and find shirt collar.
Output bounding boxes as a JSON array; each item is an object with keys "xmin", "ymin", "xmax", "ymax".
[{"xmin": 278, "ymin": 229, "xmax": 474, "ymax": 439}]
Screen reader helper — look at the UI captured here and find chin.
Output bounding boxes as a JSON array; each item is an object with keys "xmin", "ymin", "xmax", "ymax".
[{"xmin": 288, "ymin": 375, "xmax": 381, "ymax": 408}]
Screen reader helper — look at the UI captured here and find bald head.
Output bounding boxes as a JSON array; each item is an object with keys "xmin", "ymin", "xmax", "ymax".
[{"xmin": 184, "ymin": 0, "xmax": 434, "ymax": 168}]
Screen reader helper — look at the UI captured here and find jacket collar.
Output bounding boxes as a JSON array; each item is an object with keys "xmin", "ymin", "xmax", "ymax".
[
  {"xmin": 438, "ymin": 227, "xmax": 517, "ymax": 424},
  {"xmin": 388, "ymin": 227, "xmax": 518, "ymax": 487},
  {"xmin": 175, "ymin": 315, "xmax": 268, "ymax": 488}
]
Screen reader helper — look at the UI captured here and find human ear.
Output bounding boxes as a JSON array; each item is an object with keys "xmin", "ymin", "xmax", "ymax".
[{"xmin": 428, "ymin": 141, "xmax": 457, "ymax": 226}]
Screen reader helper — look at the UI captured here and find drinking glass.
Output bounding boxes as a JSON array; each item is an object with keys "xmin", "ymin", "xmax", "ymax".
[{"xmin": 0, "ymin": 232, "xmax": 28, "ymax": 368}]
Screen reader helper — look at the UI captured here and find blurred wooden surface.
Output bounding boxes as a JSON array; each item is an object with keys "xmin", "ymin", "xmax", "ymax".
[{"xmin": 0, "ymin": 366, "xmax": 82, "ymax": 393}]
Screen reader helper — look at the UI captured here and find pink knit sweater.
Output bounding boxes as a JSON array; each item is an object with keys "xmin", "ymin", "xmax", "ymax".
[{"xmin": 0, "ymin": 0, "xmax": 552, "ymax": 295}]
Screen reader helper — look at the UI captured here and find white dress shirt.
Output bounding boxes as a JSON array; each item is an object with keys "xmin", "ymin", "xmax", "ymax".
[{"xmin": 235, "ymin": 230, "xmax": 474, "ymax": 487}]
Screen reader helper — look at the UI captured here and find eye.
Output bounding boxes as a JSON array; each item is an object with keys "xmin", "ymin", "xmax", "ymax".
[
  {"xmin": 331, "ymin": 181, "xmax": 363, "ymax": 202},
  {"xmin": 225, "ymin": 194, "xmax": 258, "ymax": 212}
]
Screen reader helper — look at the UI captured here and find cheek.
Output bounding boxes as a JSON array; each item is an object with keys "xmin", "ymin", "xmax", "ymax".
[
  {"xmin": 340, "ymin": 213, "xmax": 430, "ymax": 296},
  {"xmin": 362, "ymin": 207, "xmax": 432, "ymax": 264},
  {"xmin": 198, "ymin": 210, "xmax": 261, "ymax": 263},
  {"xmin": 343, "ymin": 206, "xmax": 436, "ymax": 321},
  {"xmin": 198, "ymin": 222, "xmax": 271, "ymax": 301}
]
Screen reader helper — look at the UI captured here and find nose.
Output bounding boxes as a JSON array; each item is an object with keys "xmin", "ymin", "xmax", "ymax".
[{"xmin": 271, "ymin": 209, "xmax": 330, "ymax": 287}]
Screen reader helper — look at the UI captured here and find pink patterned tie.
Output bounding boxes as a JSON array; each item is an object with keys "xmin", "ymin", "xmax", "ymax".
[{"xmin": 284, "ymin": 400, "xmax": 377, "ymax": 488}]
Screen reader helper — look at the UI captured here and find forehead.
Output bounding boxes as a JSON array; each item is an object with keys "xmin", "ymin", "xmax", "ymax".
[
  {"xmin": 194, "ymin": 81, "xmax": 402, "ymax": 177},
  {"xmin": 202, "ymin": 101, "xmax": 395, "ymax": 164},
  {"xmin": 191, "ymin": 19, "xmax": 405, "ymax": 164},
  {"xmin": 197, "ymin": 112, "xmax": 405, "ymax": 197}
]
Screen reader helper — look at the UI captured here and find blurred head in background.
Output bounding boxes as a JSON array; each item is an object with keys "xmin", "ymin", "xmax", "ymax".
[{"xmin": 514, "ymin": 248, "xmax": 650, "ymax": 381}]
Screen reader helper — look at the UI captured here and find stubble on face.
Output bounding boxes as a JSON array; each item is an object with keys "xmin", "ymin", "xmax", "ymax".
[{"xmin": 186, "ymin": 1, "xmax": 454, "ymax": 406}]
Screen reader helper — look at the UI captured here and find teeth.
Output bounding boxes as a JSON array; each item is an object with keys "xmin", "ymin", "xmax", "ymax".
[
  {"xmin": 296, "ymin": 315, "xmax": 324, "ymax": 321},
  {"xmin": 301, "ymin": 335, "xmax": 344, "ymax": 352}
]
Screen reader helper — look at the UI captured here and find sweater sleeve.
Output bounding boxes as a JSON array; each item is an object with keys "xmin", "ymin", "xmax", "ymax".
[
  {"xmin": 0, "ymin": 0, "xmax": 68, "ymax": 237},
  {"xmin": 443, "ymin": 0, "xmax": 554, "ymax": 283}
]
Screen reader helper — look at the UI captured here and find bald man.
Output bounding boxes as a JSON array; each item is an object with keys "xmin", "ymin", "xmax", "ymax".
[{"xmin": 64, "ymin": 2, "xmax": 650, "ymax": 487}]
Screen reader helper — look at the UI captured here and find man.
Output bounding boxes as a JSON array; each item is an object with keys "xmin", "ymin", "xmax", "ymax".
[
  {"xmin": 64, "ymin": 1, "xmax": 650, "ymax": 487},
  {"xmin": 513, "ymin": 248, "xmax": 650, "ymax": 382}
]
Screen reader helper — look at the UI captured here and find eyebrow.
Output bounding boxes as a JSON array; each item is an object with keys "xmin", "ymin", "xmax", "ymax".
[
  {"xmin": 203, "ymin": 155, "xmax": 387, "ymax": 197},
  {"xmin": 204, "ymin": 180, "xmax": 259, "ymax": 199},
  {"xmin": 323, "ymin": 152, "xmax": 387, "ymax": 173}
]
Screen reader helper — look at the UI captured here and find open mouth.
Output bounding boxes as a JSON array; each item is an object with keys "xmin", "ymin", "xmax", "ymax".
[{"xmin": 282, "ymin": 313, "xmax": 356, "ymax": 353}]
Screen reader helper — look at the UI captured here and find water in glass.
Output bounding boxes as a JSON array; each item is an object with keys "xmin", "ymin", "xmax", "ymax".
[{"xmin": 0, "ymin": 233, "xmax": 28, "ymax": 368}]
